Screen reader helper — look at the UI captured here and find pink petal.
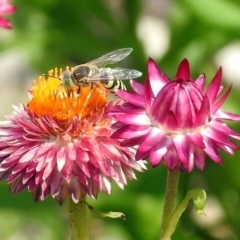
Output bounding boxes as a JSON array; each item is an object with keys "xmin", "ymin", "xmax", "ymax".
[
  {"xmin": 205, "ymin": 67, "xmax": 222, "ymax": 105},
  {"xmin": 112, "ymin": 112, "xmax": 151, "ymax": 125},
  {"xmin": 148, "ymin": 58, "xmax": 169, "ymax": 97},
  {"xmin": 56, "ymin": 147, "xmax": 66, "ymax": 172},
  {"xmin": 0, "ymin": 4, "xmax": 16, "ymax": 14},
  {"xmin": 121, "ymin": 136, "xmax": 145, "ymax": 147},
  {"xmin": 175, "ymin": 59, "xmax": 190, "ymax": 79},
  {"xmin": 211, "ymin": 85, "xmax": 232, "ymax": 114},
  {"xmin": 164, "ymin": 148, "xmax": 180, "ymax": 170},
  {"xmin": 203, "ymin": 138, "xmax": 222, "ymax": 164},
  {"xmin": 215, "ymin": 109, "xmax": 240, "ymax": 121},
  {"xmin": 0, "ymin": 17, "xmax": 12, "ymax": 28},
  {"xmin": 144, "ymin": 76, "xmax": 152, "ymax": 109},
  {"xmin": 215, "ymin": 142, "xmax": 234, "ymax": 155},
  {"xmin": 149, "ymin": 140, "xmax": 168, "ymax": 167},
  {"xmin": 205, "ymin": 127, "xmax": 238, "ymax": 149},
  {"xmin": 112, "ymin": 125, "xmax": 150, "ymax": 139},
  {"xmin": 130, "ymin": 80, "xmax": 144, "ymax": 95},
  {"xmin": 193, "ymin": 96, "xmax": 210, "ymax": 128},
  {"xmin": 116, "ymin": 89, "xmax": 145, "ymax": 107},
  {"xmin": 173, "ymin": 135, "xmax": 189, "ymax": 163},
  {"xmin": 195, "ymin": 74, "xmax": 205, "ymax": 91},
  {"xmin": 186, "ymin": 132, "xmax": 205, "ymax": 148},
  {"xmin": 210, "ymin": 120, "xmax": 240, "ymax": 139},
  {"xmin": 136, "ymin": 127, "xmax": 165, "ymax": 160},
  {"xmin": 192, "ymin": 148, "xmax": 206, "ymax": 171}
]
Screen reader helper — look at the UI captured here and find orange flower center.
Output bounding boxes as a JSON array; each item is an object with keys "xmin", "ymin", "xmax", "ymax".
[{"xmin": 27, "ymin": 68, "xmax": 108, "ymax": 131}]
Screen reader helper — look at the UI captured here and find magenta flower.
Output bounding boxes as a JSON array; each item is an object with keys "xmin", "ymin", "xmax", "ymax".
[
  {"xmin": 0, "ymin": 71, "xmax": 146, "ymax": 204},
  {"xmin": 108, "ymin": 58, "xmax": 240, "ymax": 172},
  {"xmin": 0, "ymin": 0, "xmax": 16, "ymax": 29}
]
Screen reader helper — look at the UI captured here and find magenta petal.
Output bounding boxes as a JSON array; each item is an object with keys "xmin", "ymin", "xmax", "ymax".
[
  {"xmin": 149, "ymin": 141, "xmax": 168, "ymax": 167},
  {"xmin": 0, "ymin": 4, "xmax": 16, "ymax": 14},
  {"xmin": 130, "ymin": 80, "xmax": 144, "ymax": 95},
  {"xmin": 144, "ymin": 76, "xmax": 152, "ymax": 109},
  {"xmin": 211, "ymin": 120, "xmax": 240, "ymax": 139},
  {"xmin": 205, "ymin": 127, "xmax": 238, "ymax": 149},
  {"xmin": 121, "ymin": 136, "xmax": 144, "ymax": 147},
  {"xmin": 215, "ymin": 142, "xmax": 234, "ymax": 155},
  {"xmin": 192, "ymin": 148, "xmax": 206, "ymax": 171},
  {"xmin": 186, "ymin": 132, "xmax": 205, "ymax": 148},
  {"xmin": 164, "ymin": 148, "xmax": 179, "ymax": 170},
  {"xmin": 148, "ymin": 58, "xmax": 169, "ymax": 97},
  {"xmin": 215, "ymin": 109, "xmax": 240, "ymax": 121},
  {"xmin": 150, "ymin": 84, "xmax": 175, "ymax": 122},
  {"xmin": 175, "ymin": 59, "xmax": 190, "ymax": 79},
  {"xmin": 205, "ymin": 67, "xmax": 222, "ymax": 105},
  {"xmin": 136, "ymin": 127, "xmax": 165, "ymax": 160},
  {"xmin": 211, "ymin": 85, "xmax": 232, "ymax": 114},
  {"xmin": 0, "ymin": 17, "xmax": 12, "ymax": 29},
  {"xmin": 203, "ymin": 138, "xmax": 222, "ymax": 164},
  {"xmin": 138, "ymin": 127, "xmax": 164, "ymax": 152},
  {"xmin": 163, "ymin": 111, "xmax": 179, "ymax": 130},
  {"xmin": 112, "ymin": 125, "xmax": 150, "ymax": 139},
  {"xmin": 195, "ymin": 74, "xmax": 205, "ymax": 91},
  {"xmin": 112, "ymin": 112, "xmax": 151, "ymax": 125},
  {"xmin": 116, "ymin": 90, "xmax": 145, "ymax": 107},
  {"xmin": 173, "ymin": 135, "xmax": 189, "ymax": 163},
  {"xmin": 193, "ymin": 96, "xmax": 210, "ymax": 128},
  {"xmin": 56, "ymin": 147, "xmax": 66, "ymax": 172},
  {"xmin": 136, "ymin": 148, "xmax": 151, "ymax": 161}
]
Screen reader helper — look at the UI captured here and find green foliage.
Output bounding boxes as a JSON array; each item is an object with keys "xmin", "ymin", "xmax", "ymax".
[{"xmin": 1, "ymin": 0, "xmax": 240, "ymax": 239}]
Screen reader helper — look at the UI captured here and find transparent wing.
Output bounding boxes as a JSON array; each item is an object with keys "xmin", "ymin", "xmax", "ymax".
[
  {"xmin": 85, "ymin": 48, "xmax": 133, "ymax": 67},
  {"xmin": 86, "ymin": 67, "xmax": 142, "ymax": 82}
]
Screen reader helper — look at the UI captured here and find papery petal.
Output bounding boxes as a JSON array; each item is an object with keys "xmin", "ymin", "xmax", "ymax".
[
  {"xmin": 211, "ymin": 85, "xmax": 232, "ymax": 114},
  {"xmin": 195, "ymin": 74, "xmax": 205, "ymax": 92},
  {"xmin": 205, "ymin": 67, "xmax": 222, "ymax": 105},
  {"xmin": 148, "ymin": 58, "xmax": 169, "ymax": 96},
  {"xmin": 175, "ymin": 59, "xmax": 190, "ymax": 79},
  {"xmin": 130, "ymin": 80, "xmax": 144, "ymax": 95},
  {"xmin": 116, "ymin": 90, "xmax": 145, "ymax": 107}
]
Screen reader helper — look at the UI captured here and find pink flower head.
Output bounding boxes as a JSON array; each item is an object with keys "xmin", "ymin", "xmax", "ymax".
[
  {"xmin": 0, "ymin": 70, "xmax": 146, "ymax": 204},
  {"xmin": 108, "ymin": 58, "xmax": 240, "ymax": 172},
  {"xmin": 0, "ymin": 0, "xmax": 16, "ymax": 29}
]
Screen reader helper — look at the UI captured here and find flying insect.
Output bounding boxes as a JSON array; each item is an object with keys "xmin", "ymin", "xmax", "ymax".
[{"xmin": 58, "ymin": 48, "xmax": 142, "ymax": 97}]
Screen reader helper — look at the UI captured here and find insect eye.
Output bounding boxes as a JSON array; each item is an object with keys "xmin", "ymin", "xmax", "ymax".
[{"xmin": 73, "ymin": 66, "xmax": 90, "ymax": 80}]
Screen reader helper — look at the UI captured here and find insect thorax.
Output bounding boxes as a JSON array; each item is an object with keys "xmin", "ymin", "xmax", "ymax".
[{"xmin": 72, "ymin": 64, "xmax": 98, "ymax": 86}]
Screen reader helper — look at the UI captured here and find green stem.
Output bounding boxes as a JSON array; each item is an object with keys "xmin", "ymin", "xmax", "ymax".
[
  {"xmin": 162, "ymin": 189, "xmax": 207, "ymax": 239},
  {"xmin": 69, "ymin": 195, "xmax": 89, "ymax": 240},
  {"xmin": 159, "ymin": 169, "xmax": 180, "ymax": 240}
]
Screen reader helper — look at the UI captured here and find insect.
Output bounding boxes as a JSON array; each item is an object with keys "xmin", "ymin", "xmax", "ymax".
[{"xmin": 57, "ymin": 48, "xmax": 142, "ymax": 97}]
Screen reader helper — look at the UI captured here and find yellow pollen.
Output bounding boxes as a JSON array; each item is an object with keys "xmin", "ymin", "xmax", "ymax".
[{"xmin": 27, "ymin": 68, "xmax": 108, "ymax": 130}]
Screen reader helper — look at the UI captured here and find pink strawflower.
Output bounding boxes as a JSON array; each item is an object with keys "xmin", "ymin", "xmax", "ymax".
[
  {"xmin": 0, "ymin": 0, "xmax": 16, "ymax": 29},
  {"xmin": 0, "ymin": 70, "xmax": 146, "ymax": 204},
  {"xmin": 108, "ymin": 58, "xmax": 240, "ymax": 172}
]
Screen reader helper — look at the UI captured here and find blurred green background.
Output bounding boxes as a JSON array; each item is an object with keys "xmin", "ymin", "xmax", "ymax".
[{"xmin": 1, "ymin": 0, "xmax": 240, "ymax": 239}]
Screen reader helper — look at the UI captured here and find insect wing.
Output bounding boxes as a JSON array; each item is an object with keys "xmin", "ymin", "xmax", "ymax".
[
  {"xmin": 86, "ymin": 68, "xmax": 142, "ymax": 82},
  {"xmin": 86, "ymin": 48, "xmax": 133, "ymax": 67}
]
